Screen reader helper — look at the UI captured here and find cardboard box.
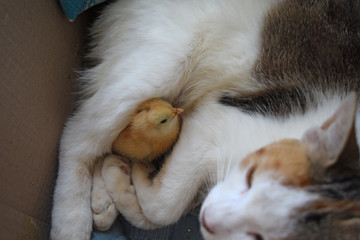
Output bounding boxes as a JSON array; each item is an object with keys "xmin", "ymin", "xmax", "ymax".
[{"xmin": 0, "ymin": 1, "xmax": 89, "ymax": 239}]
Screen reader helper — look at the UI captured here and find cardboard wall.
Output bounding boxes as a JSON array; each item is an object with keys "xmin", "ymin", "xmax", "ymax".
[{"xmin": 0, "ymin": 0, "xmax": 89, "ymax": 239}]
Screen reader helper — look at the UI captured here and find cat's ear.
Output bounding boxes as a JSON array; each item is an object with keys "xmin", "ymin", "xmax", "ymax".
[{"xmin": 301, "ymin": 93, "xmax": 360, "ymax": 180}]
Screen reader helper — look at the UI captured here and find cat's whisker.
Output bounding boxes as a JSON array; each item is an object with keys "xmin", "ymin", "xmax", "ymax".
[
  {"xmin": 216, "ymin": 156, "xmax": 221, "ymax": 184},
  {"xmin": 225, "ymin": 151, "xmax": 234, "ymax": 178},
  {"xmin": 206, "ymin": 173, "xmax": 214, "ymax": 192},
  {"xmin": 216, "ymin": 152, "xmax": 225, "ymax": 183},
  {"xmin": 201, "ymin": 160, "xmax": 213, "ymax": 192}
]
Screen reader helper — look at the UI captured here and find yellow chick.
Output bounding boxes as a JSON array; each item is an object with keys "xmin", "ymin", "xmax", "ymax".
[{"xmin": 112, "ymin": 98, "xmax": 184, "ymax": 162}]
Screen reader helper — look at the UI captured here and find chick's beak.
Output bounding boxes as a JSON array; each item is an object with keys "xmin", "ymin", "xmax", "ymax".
[{"xmin": 171, "ymin": 108, "xmax": 184, "ymax": 119}]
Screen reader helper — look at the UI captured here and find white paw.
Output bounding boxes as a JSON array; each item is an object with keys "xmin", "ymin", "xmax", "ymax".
[
  {"xmin": 93, "ymin": 202, "xmax": 118, "ymax": 231},
  {"xmin": 102, "ymin": 155, "xmax": 137, "ymax": 210},
  {"xmin": 51, "ymin": 198, "xmax": 93, "ymax": 240},
  {"xmin": 91, "ymin": 158, "xmax": 119, "ymax": 231},
  {"xmin": 91, "ymin": 186, "xmax": 118, "ymax": 231},
  {"xmin": 91, "ymin": 190, "xmax": 112, "ymax": 214},
  {"xmin": 101, "ymin": 155, "xmax": 158, "ymax": 229}
]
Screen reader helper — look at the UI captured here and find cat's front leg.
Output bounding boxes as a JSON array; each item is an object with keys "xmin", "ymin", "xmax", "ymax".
[
  {"xmin": 51, "ymin": 148, "xmax": 94, "ymax": 240},
  {"xmin": 132, "ymin": 152, "xmax": 205, "ymax": 226},
  {"xmin": 51, "ymin": 87, "xmax": 152, "ymax": 240},
  {"xmin": 132, "ymin": 116, "xmax": 212, "ymax": 226},
  {"xmin": 102, "ymin": 154, "xmax": 159, "ymax": 229}
]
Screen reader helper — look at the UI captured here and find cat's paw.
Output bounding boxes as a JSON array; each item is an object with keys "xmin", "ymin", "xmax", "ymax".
[
  {"xmin": 101, "ymin": 155, "xmax": 158, "ymax": 229},
  {"xmin": 91, "ymin": 184, "xmax": 118, "ymax": 231},
  {"xmin": 51, "ymin": 191, "xmax": 93, "ymax": 240},
  {"xmin": 91, "ymin": 190, "xmax": 111, "ymax": 215},
  {"xmin": 91, "ymin": 158, "xmax": 120, "ymax": 231},
  {"xmin": 51, "ymin": 211, "xmax": 93, "ymax": 240},
  {"xmin": 102, "ymin": 155, "xmax": 136, "ymax": 210},
  {"xmin": 92, "ymin": 201, "xmax": 118, "ymax": 231}
]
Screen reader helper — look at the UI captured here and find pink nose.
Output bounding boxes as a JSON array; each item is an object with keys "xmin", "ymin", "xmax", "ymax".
[
  {"xmin": 201, "ymin": 206, "xmax": 220, "ymax": 234},
  {"xmin": 201, "ymin": 209, "xmax": 213, "ymax": 234}
]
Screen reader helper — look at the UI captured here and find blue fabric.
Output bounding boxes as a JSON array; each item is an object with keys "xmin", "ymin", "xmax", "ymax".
[
  {"xmin": 91, "ymin": 211, "xmax": 204, "ymax": 240},
  {"xmin": 91, "ymin": 219, "xmax": 126, "ymax": 240},
  {"xmin": 59, "ymin": 0, "xmax": 106, "ymax": 21}
]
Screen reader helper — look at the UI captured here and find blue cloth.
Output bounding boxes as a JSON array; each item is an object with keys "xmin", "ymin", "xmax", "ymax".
[
  {"xmin": 59, "ymin": 0, "xmax": 106, "ymax": 21},
  {"xmin": 91, "ymin": 211, "xmax": 204, "ymax": 240}
]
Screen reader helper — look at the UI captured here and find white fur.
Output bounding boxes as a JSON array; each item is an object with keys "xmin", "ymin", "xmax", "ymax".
[{"xmin": 50, "ymin": 0, "xmax": 356, "ymax": 240}]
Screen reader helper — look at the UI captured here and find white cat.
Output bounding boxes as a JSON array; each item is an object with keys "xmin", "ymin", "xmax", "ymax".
[{"xmin": 51, "ymin": 0, "xmax": 360, "ymax": 239}]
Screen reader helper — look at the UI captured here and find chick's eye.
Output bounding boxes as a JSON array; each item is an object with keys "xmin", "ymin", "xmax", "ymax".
[
  {"xmin": 160, "ymin": 119, "xmax": 167, "ymax": 124},
  {"xmin": 246, "ymin": 166, "xmax": 256, "ymax": 188}
]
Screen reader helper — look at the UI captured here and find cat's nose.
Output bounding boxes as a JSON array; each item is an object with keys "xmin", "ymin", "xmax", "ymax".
[
  {"xmin": 201, "ymin": 206, "xmax": 224, "ymax": 234},
  {"xmin": 201, "ymin": 208, "xmax": 215, "ymax": 234}
]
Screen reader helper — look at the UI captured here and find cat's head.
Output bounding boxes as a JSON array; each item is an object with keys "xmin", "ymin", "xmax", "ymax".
[{"xmin": 201, "ymin": 93, "xmax": 360, "ymax": 240}]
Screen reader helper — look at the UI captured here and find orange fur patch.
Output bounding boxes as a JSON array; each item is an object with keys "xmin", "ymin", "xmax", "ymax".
[{"xmin": 241, "ymin": 139, "xmax": 311, "ymax": 187}]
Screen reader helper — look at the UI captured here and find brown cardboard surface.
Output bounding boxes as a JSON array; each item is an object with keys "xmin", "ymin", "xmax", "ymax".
[
  {"xmin": 0, "ymin": 0, "xmax": 89, "ymax": 239},
  {"xmin": 0, "ymin": 202, "xmax": 48, "ymax": 240}
]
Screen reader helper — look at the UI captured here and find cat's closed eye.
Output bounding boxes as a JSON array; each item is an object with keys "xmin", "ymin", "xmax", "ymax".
[
  {"xmin": 247, "ymin": 232, "xmax": 264, "ymax": 240},
  {"xmin": 246, "ymin": 166, "xmax": 256, "ymax": 188}
]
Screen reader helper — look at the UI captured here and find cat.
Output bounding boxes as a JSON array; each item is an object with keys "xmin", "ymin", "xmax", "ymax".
[
  {"xmin": 50, "ymin": 0, "xmax": 360, "ymax": 240},
  {"xmin": 201, "ymin": 93, "xmax": 360, "ymax": 240}
]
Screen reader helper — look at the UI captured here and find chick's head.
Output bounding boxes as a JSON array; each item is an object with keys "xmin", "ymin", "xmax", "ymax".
[{"xmin": 133, "ymin": 98, "xmax": 183, "ymax": 138}]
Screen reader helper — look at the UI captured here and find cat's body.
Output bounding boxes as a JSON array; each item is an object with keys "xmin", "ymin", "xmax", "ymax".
[{"xmin": 50, "ymin": 0, "xmax": 360, "ymax": 240}]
